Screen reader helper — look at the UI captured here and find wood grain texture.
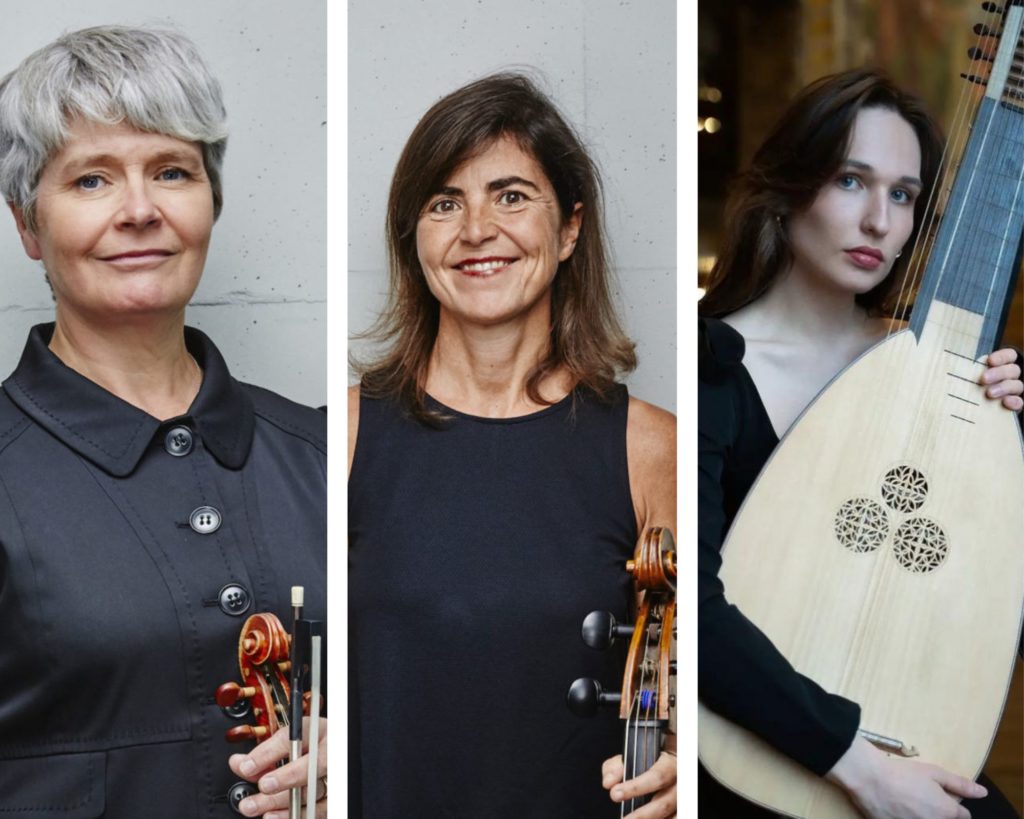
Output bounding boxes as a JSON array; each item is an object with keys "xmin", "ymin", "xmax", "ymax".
[{"xmin": 699, "ymin": 303, "xmax": 1024, "ymax": 817}]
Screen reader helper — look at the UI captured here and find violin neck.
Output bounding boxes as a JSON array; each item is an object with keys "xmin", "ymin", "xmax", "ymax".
[{"xmin": 621, "ymin": 717, "xmax": 663, "ymax": 813}]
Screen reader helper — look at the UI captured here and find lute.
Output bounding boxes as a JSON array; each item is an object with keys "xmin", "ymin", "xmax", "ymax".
[{"xmin": 699, "ymin": 4, "xmax": 1024, "ymax": 817}]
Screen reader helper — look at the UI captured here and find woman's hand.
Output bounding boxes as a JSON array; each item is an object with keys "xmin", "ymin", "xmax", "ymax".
[
  {"xmin": 983, "ymin": 348, "xmax": 1023, "ymax": 412},
  {"xmin": 228, "ymin": 718, "xmax": 327, "ymax": 819},
  {"xmin": 827, "ymin": 737, "xmax": 986, "ymax": 819},
  {"xmin": 601, "ymin": 751, "xmax": 676, "ymax": 818}
]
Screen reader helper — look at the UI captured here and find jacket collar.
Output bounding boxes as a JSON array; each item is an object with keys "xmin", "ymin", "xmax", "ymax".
[{"xmin": 2, "ymin": 323, "xmax": 255, "ymax": 477}]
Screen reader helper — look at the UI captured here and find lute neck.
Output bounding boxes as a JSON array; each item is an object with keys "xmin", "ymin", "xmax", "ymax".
[{"xmin": 910, "ymin": 3, "xmax": 1024, "ymax": 359}]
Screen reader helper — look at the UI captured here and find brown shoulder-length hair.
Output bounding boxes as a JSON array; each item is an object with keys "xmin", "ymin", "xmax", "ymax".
[
  {"xmin": 699, "ymin": 68, "xmax": 944, "ymax": 318},
  {"xmin": 353, "ymin": 72, "xmax": 637, "ymax": 424}
]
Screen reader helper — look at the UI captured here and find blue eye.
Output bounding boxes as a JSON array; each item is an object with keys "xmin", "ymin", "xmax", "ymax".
[
  {"xmin": 160, "ymin": 168, "xmax": 189, "ymax": 182},
  {"xmin": 891, "ymin": 189, "xmax": 913, "ymax": 204},
  {"xmin": 836, "ymin": 174, "xmax": 859, "ymax": 190},
  {"xmin": 76, "ymin": 175, "xmax": 104, "ymax": 191}
]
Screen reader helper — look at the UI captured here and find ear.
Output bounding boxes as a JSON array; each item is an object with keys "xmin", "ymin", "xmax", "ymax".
[
  {"xmin": 558, "ymin": 203, "xmax": 583, "ymax": 262},
  {"xmin": 9, "ymin": 203, "xmax": 43, "ymax": 261}
]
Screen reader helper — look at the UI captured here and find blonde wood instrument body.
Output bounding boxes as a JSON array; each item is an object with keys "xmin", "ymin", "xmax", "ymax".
[{"xmin": 698, "ymin": 303, "xmax": 1024, "ymax": 818}]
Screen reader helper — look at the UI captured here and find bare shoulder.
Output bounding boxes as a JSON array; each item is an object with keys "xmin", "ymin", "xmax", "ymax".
[
  {"xmin": 348, "ymin": 384, "xmax": 360, "ymax": 476},
  {"xmin": 626, "ymin": 396, "xmax": 677, "ymax": 534}
]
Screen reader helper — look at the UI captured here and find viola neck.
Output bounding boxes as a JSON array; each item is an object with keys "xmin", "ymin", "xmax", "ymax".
[{"xmin": 620, "ymin": 718, "xmax": 663, "ymax": 814}]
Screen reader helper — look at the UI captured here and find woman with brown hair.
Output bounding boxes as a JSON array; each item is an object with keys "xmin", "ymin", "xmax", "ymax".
[
  {"xmin": 348, "ymin": 73, "xmax": 676, "ymax": 817},
  {"xmin": 699, "ymin": 69, "xmax": 1022, "ymax": 818}
]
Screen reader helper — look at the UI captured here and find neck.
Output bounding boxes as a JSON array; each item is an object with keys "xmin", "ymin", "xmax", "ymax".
[
  {"xmin": 746, "ymin": 265, "xmax": 871, "ymax": 342},
  {"xmin": 49, "ymin": 308, "xmax": 202, "ymax": 420},
  {"xmin": 424, "ymin": 312, "xmax": 571, "ymax": 417}
]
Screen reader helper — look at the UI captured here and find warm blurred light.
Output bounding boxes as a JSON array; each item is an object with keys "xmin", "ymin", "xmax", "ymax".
[
  {"xmin": 704, "ymin": 117, "xmax": 722, "ymax": 134},
  {"xmin": 697, "ymin": 287, "xmax": 706, "ymax": 300},
  {"xmin": 698, "ymin": 255, "xmax": 717, "ymax": 275},
  {"xmin": 697, "ymin": 117, "xmax": 705, "ymax": 132},
  {"xmin": 698, "ymin": 84, "xmax": 723, "ymax": 103}
]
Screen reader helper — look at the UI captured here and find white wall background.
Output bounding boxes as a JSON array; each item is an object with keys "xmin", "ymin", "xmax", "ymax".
[
  {"xmin": 348, "ymin": 0, "xmax": 677, "ymax": 412},
  {"xmin": 0, "ymin": 0, "xmax": 326, "ymax": 407}
]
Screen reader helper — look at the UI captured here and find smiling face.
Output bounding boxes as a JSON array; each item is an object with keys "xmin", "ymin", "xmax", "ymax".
[
  {"xmin": 415, "ymin": 135, "xmax": 581, "ymax": 329},
  {"xmin": 12, "ymin": 118, "xmax": 214, "ymax": 328},
  {"xmin": 786, "ymin": 106, "xmax": 923, "ymax": 296}
]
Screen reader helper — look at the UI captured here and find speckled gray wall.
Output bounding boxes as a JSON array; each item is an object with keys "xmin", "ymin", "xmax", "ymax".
[
  {"xmin": 348, "ymin": 0, "xmax": 677, "ymax": 412},
  {"xmin": 0, "ymin": 1, "xmax": 326, "ymax": 407}
]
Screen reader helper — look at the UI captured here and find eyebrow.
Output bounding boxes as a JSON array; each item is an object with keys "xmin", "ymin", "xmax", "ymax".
[
  {"xmin": 59, "ymin": 149, "xmax": 203, "ymax": 173},
  {"xmin": 844, "ymin": 159, "xmax": 922, "ymax": 189},
  {"xmin": 436, "ymin": 176, "xmax": 542, "ymax": 196}
]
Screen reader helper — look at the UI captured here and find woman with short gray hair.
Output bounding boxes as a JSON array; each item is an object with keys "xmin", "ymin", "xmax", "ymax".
[{"xmin": 0, "ymin": 26, "xmax": 326, "ymax": 818}]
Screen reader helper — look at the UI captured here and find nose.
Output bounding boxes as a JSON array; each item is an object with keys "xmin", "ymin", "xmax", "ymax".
[
  {"xmin": 862, "ymin": 190, "xmax": 891, "ymax": 237},
  {"xmin": 117, "ymin": 177, "xmax": 160, "ymax": 229},
  {"xmin": 459, "ymin": 202, "xmax": 497, "ymax": 245}
]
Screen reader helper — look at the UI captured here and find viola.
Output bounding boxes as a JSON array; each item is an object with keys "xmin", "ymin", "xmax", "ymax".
[{"xmin": 568, "ymin": 526, "xmax": 677, "ymax": 815}]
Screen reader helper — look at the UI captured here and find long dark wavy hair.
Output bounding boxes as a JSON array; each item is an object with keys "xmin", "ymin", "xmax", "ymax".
[
  {"xmin": 353, "ymin": 72, "xmax": 637, "ymax": 424},
  {"xmin": 699, "ymin": 68, "xmax": 944, "ymax": 318}
]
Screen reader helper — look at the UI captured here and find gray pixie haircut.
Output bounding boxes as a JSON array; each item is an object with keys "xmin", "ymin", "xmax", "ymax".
[{"xmin": 0, "ymin": 25, "xmax": 228, "ymax": 229}]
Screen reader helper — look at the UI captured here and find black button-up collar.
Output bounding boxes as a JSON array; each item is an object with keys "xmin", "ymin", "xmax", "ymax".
[{"xmin": 2, "ymin": 323, "xmax": 255, "ymax": 477}]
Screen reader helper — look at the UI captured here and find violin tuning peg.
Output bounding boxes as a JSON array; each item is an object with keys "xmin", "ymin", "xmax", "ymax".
[
  {"xmin": 968, "ymin": 46, "xmax": 994, "ymax": 61},
  {"xmin": 974, "ymin": 22, "xmax": 994, "ymax": 35},
  {"xmin": 277, "ymin": 660, "xmax": 292, "ymax": 673},
  {"xmin": 225, "ymin": 725, "xmax": 269, "ymax": 743},
  {"xmin": 215, "ymin": 682, "xmax": 257, "ymax": 707},
  {"xmin": 566, "ymin": 677, "xmax": 621, "ymax": 717},
  {"xmin": 981, "ymin": 2, "xmax": 1004, "ymax": 13}
]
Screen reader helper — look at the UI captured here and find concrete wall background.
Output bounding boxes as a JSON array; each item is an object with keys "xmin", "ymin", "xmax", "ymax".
[
  {"xmin": 0, "ymin": 0, "xmax": 326, "ymax": 407},
  {"xmin": 348, "ymin": 0, "xmax": 677, "ymax": 412}
]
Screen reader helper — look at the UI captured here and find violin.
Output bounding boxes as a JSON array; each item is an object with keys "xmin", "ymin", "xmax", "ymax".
[
  {"xmin": 215, "ymin": 612, "xmax": 298, "ymax": 744},
  {"xmin": 216, "ymin": 589, "xmax": 324, "ymax": 818},
  {"xmin": 568, "ymin": 526, "xmax": 677, "ymax": 814}
]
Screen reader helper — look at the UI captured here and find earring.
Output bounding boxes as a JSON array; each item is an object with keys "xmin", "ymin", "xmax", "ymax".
[{"xmin": 896, "ymin": 250, "xmax": 903, "ymax": 259}]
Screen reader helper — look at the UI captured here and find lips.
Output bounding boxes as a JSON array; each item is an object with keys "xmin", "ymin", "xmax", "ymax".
[
  {"xmin": 454, "ymin": 256, "xmax": 517, "ymax": 277},
  {"xmin": 101, "ymin": 249, "xmax": 174, "ymax": 262},
  {"xmin": 845, "ymin": 246, "xmax": 884, "ymax": 271}
]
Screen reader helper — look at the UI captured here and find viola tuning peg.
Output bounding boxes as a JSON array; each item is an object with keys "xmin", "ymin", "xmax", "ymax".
[
  {"xmin": 961, "ymin": 73, "xmax": 987, "ymax": 86},
  {"xmin": 566, "ymin": 677, "xmax": 621, "ymax": 718},
  {"xmin": 973, "ymin": 22, "xmax": 994, "ymax": 35},
  {"xmin": 981, "ymin": 2, "xmax": 1004, "ymax": 13},
  {"xmin": 277, "ymin": 660, "xmax": 292, "ymax": 673},
  {"xmin": 215, "ymin": 682, "xmax": 257, "ymax": 707},
  {"xmin": 968, "ymin": 46, "xmax": 994, "ymax": 61},
  {"xmin": 581, "ymin": 610, "xmax": 634, "ymax": 650},
  {"xmin": 225, "ymin": 724, "xmax": 269, "ymax": 743}
]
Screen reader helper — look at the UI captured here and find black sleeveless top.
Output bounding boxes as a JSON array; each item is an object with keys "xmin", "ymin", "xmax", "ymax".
[{"xmin": 349, "ymin": 386, "xmax": 638, "ymax": 818}]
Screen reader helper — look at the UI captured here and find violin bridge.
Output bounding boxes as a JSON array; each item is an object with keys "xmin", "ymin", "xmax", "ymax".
[{"xmin": 858, "ymin": 728, "xmax": 919, "ymax": 757}]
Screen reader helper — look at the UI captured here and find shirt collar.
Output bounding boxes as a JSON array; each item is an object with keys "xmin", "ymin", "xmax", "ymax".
[{"xmin": 2, "ymin": 323, "xmax": 255, "ymax": 477}]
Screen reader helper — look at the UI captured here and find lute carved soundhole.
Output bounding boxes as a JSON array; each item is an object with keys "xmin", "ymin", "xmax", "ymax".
[
  {"xmin": 834, "ymin": 498, "xmax": 889, "ymax": 553},
  {"xmin": 893, "ymin": 518, "xmax": 949, "ymax": 573},
  {"xmin": 834, "ymin": 464, "xmax": 950, "ymax": 573},
  {"xmin": 881, "ymin": 465, "xmax": 929, "ymax": 513}
]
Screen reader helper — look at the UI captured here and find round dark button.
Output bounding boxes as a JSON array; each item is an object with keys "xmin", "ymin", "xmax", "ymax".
[
  {"xmin": 222, "ymin": 698, "xmax": 251, "ymax": 720},
  {"xmin": 189, "ymin": 506, "xmax": 222, "ymax": 534},
  {"xmin": 218, "ymin": 583, "xmax": 251, "ymax": 616},
  {"xmin": 164, "ymin": 426, "xmax": 193, "ymax": 457},
  {"xmin": 227, "ymin": 781, "xmax": 257, "ymax": 814}
]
